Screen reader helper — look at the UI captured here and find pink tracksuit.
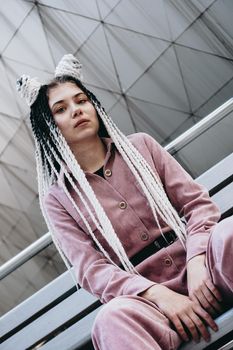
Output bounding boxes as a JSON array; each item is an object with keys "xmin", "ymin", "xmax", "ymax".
[{"xmin": 44, "ymin": 133, "xmax": 233, "ymax": 350}]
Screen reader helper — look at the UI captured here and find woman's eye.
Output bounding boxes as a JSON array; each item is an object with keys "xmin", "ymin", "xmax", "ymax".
[
  {"xmin": 55, "ymin": 106, "xmax": 66, "ymax": 114},
  {"xmin": 78, "ymin": 99, "xmax": 87, "ymax": 104}
]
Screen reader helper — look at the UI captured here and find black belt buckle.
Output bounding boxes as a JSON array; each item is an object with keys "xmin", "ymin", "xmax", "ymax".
[
  {"xmin": 153, "ymin": 239, "xmax": 161, "ymax": 250},
  {"xmin": 153, "ymin": 230, "xmax": 177, "ymax": 250},
  {"xmin": 166, "ymin": 230, "xmax": 177, "ymax": 245}
]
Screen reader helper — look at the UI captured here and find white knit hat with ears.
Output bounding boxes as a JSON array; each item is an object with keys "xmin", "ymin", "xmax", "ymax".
[
  {"xmin": 16, "ymin": 54, "xmax": 83, "ymax": 107},
  {"xmin": 16, "ymin": 75, "xmax": 42, "ymax": 107},
  {"xmin": 54, "ymin": 54, "xmax": 83, "ymax": 81}
]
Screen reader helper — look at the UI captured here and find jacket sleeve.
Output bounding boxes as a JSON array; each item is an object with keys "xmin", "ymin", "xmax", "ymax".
[
  {"xmin": 43, "ymin": 191, "xmax": 156, "ymax": 303},
  {"xmin": 142, "ymin": 133, "xmax": 221, "ymax": 262}
]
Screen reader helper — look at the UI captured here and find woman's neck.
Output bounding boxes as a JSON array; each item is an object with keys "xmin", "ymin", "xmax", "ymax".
[{"xmin": 71, "ymin": 136, "xmax": 107, "ymax": 173}]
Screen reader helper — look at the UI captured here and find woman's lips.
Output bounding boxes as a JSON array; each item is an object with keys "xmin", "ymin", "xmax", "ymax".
[{"xmin": 74, "ymin": 120, "xmax": 89, "ymax": 128}]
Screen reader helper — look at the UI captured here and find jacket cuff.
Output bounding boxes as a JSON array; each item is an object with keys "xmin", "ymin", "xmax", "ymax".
[
  {"xmin": 124, "ymin": 274, "xmax": 157, "ymax": 296},
  {"xmin": 186, "ymin": 234, "xmax": 210, "ymax": 262}
]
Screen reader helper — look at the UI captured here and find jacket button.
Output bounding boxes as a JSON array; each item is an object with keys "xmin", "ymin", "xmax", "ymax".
[
  {"xmin": 164, "ymin": 258, "xmax": 172, "ymax": 266},
  {"xmin": 104, "ymin": 169, "xmax": 112, "ymax": 177},
  {"xmin": 119, "ymin": 201, "xmax": 127, "ymax": 209},
  {"xmin": 141, "ymin": 232, "xmax": 149, "ymax": 241}
]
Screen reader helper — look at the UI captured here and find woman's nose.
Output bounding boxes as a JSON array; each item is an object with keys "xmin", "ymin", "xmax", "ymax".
[{"xmin": 71, "ymin": 104, "xmax": 81, "ymax": 118}]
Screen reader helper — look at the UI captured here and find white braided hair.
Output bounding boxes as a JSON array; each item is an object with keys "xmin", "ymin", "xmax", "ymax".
[{"xmin": 17, "ymin": 54, "xmax": 187, "ymax": 287}]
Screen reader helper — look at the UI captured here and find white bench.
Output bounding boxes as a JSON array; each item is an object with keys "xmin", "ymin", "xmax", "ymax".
[{"xmin": 1, "ymin": 153, "xmax": 233, "ymax": 350}]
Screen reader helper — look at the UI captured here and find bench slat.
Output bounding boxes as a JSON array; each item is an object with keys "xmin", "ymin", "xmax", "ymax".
[
  {"xmin": 40, "ymin": 307, "xmax": 102, "ymax": 350},
  {"xmin": 212, "ymin": 182, "xmax": 233, "ymax": 214},
  {"xmin": 196, "ymin": 152, "xmax": 233, "ymax": 190},
  {"xmin": 0, "ymin": 269, "xmax": 76, "ymax": 337},
  {"xmin": 2, "ymin": 289, "xmax": 98, "ymax": 350}
]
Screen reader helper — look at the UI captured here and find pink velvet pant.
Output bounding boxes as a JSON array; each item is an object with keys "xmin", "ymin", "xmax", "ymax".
[{"xmin": 92, "ymin": 217, "xmax": 233, "ymax": 350}]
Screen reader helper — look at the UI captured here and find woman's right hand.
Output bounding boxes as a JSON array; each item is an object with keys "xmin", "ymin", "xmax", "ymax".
[{"xmin": 140, "ymin": 284, "xmax": 218, "ymax": 343}]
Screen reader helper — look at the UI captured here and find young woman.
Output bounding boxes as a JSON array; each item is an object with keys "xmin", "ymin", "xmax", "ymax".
[{"xmin": 17, "ymin": 54, "xmax": 233, "ymax": 350}]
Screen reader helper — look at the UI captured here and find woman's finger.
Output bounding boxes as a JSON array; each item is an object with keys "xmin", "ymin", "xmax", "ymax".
[
  {"xmin": 195, "ymin": 279, "xmax": 224, "ymax": 313},
  {"xmin": 201, "ymin": 285, "xmax": 223, "ymax": 313},
  {"xmin": 193, "ymin": 303, "xmax": 218, "ymax": 332},
  {"xmin": 191, "ymin": 291, "xmax": 217, "ymax": 316},
  {"xmin": 170, "ymin": 314, "xmax": 189, "ymax": 342},
  {"xmin": 205, "ymin": 279, "xmax": 223, "ymax": 302},
  {"xmin": 189, "ymin": 311, "xmax": 210, "ymax": 342},
  {"xmin": 181, "ymin": 314, "xmax": 200, "ymax": 343}
]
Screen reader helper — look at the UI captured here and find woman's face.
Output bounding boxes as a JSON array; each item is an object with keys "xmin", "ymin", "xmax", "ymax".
[{"xmin": 48, "ymin": 82, "xmax": 100, "ymax": 146}]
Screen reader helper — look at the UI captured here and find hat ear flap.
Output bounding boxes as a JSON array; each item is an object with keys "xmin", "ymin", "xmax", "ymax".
[
  {"xmin": 55, "ymin": 54, "xmax": 83, "ymax": 81},
  {"xmin": 16, "ymin": 75, "xmax": 41, "ymax": 106}
]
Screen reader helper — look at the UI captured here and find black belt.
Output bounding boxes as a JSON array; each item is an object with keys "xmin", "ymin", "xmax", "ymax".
[{"xmin": 129, "ymin": 230, "xmax": 177, "ymax": 267}]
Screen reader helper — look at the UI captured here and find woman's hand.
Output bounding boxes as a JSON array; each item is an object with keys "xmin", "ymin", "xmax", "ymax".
[
  {"xmin": 140, "ymin": 284, "xmax": 218, "ymax": 343},
  {"xmin": 187, "ymin": 254, "xmax": 223, "ymax": 316}
]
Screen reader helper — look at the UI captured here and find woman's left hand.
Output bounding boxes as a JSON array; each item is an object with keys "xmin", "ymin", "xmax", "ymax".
[{"xmin": 187, "ymin": 254, "xmax": 223, "ymax": 316}]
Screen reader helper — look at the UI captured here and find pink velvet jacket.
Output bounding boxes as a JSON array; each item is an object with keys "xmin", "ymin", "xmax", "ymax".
[{"xmin": 43, "ymin": 133, "xmax": 220, "ymax": 303}]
